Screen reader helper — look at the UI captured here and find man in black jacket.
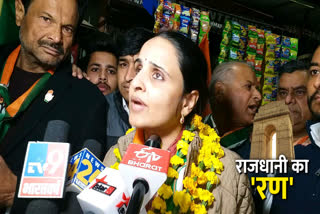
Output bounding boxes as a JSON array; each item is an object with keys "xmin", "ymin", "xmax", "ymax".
[{"xmin": 0, "ymin": 0, "xmax": 106, "ymax": 212}]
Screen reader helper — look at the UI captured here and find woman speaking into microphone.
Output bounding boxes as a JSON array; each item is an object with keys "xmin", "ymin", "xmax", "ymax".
[{"xmin": 103, "ymin": 31, "xmax": 254, "ymax": 214}]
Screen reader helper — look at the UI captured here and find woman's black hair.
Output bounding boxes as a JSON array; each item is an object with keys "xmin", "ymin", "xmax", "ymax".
[{"xmin": 156, "ymin": 31, "xmax": 208, "ymax": 124}]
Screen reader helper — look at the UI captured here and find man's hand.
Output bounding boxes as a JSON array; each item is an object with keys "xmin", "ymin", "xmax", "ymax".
[
  {"xmin": 72, "ymin": 64, "xmax": 89, "ymax": 80},
  {"xmin": 0, "ymin": 156, "xmax": 17, "ymax": 208}
]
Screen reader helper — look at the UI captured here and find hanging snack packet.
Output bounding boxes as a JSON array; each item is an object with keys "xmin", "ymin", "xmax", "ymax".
[
  {"xmin": 190, "ymin": 7, "xmax": 200, "ymax": 43},
  {"xmin": 240, "ymin": 25, "xmax": 248, "ymax": 37},
  {"xmin": 274, "ymin": 34, "xmax": 281, "ymax": 46},
  {"xmin": 257, "ymin": 29, "xmax": 265, "ymax": 39},
  {"xmin": 247, "ymin": 27, "xmax": 258, "ymax": 51},
  {"xmin": 153, "ymin": 3, "xmax": 163, "ymax": 33},
  {"xmin": 263, "ymin": 73, "xmax": 274, "ymax": 86},
  {"xmin": 219, "ymin": 44, "xmax": 229, "ymax": 59},
  {"xmin": 231, "ymin": 29, "xmax": 240, "ymax": 47},
  {"xmin": 275, "ymin": 45, "xmax": 281, "ymax": 58},
  {"xmin": 247, "ymin": 34, "xmax": 258, "ymax": 50},
  {"xmin": 179, "ymin": 15, "xmax": 191, "ymax": 36},
  {"xmin": 218, "ymin": 57, "xmax": 225, "ymax": 64},
  {"xmin": 238, "ymin": 49, "xmax": 246, "ymax": 60},
  {"xmin": 265, "ymin": 46, "xmax": 275, "ymax": 59},
  {"xmin": 290, "ymin": 37, "xmax": 299, "ymax": 51},
  {"xmin": 191, "ymin": 8, "xmax": 200, "ymax": 30},
  {"xmin": 181, "ymin": 5, "xmax": 191, "ymax": 17},
  {"xmin": 281, "ymin": 47, "xmax": 290, "ymax": 59},
  {"xmin": 229, "ymin": 47, "xmax": 238, "ymax": 61},
  {"xmin": 246, "ymin": 51, "xmax": 256, "ymax": 68},
  {"xmin": 282, "ymin": 36, "xmax": 291, "ymax": 47},
  {"xmin": 232, "ymin": 21, "xmax": 241, "ymax": 31},
  {"xmin": 224, "ymin": 20, "xmax": 232, "ymax": 32},
  {"xmin": 271, "ymin": 87, "xmax": 278, "ymax": 101},
  {"xmin": 248, "ymin": 25, "xmax": 257, "ymax": 33},
  {"xmin": 172, "ymin": 3, "xmax": 181, "ymax": 30},
  {"xmin": 265, "ymin": 32, "xmax": 276, "ymax": 46},
  {"xmin": 256, "ymin": 40, "xmax": 265, "ymax": 56},
  {"xmin": 221, "ymin": 30, "xmax": 231, "ymax": 46},
  {"xmin": 281, "ymin": 58, "xmax": 289, "ymax": 66},
  {"xmin": 265, "ymin": 58, "xmax": 275, "ymax": 74},
  {"xmin": 274, "ymin": 60, "xmax": 281, "ymax": 74},
  {"xmin": 290, "ymin": 49, "xmax": 298, "ymax": 60},
  {"xmin": 154, "ymin": 3, "xmax": 163, "ymax": 22},
  {"xmin": 262, "ymin": 85, "xmax": 273, "ymax": 106},
  {"xmin": 255, "ymin": 56, "xmax": 263, "ymax": 77},
  {"xmin": 239, "ymin": 37, "xmax": 247, "ymax": 50},
  {"xmin": 198, "ymin": 11, "xmax": 210, "ymax": 44},
  {"xmin": 190, "ymin": 28, "xmax": 198, "ymax": 43}
]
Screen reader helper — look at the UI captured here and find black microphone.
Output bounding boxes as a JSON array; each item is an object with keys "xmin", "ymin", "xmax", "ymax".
[
  {"xmin": 43, "ymin": 120, "xmax": 70, "ymax": 142},
  {"xmin": 25, "ymin": 199, "xmax": 59, "ymax": 214},
  {"xmin": 82, "ymin": 139, "xmax": 103, "ymax": 160},
  {"xmin": 126, "ymin": 135, "xmax": 161, "ymax": 214},
  {"xmin": 144, "ymin": 135, "xmax": 161, "ymax": 148},
  {"xmin": 24, "ymin": 120, "xmax": 70, "ymax": 214},
  {"xmin": 61, "ymin": 139, "xmax": 103, "ymax": 214}
]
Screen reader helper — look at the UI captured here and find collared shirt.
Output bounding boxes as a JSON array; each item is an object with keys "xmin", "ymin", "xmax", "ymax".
[{"xmin": 122, "ymin": 97, "xmax": 129, "ymax": 116}]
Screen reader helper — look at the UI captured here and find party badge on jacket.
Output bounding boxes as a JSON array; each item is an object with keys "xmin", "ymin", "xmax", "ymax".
[
  {"xmin": 44, "ymin": 90, "xmax": 54, "ymax": 103},
  {"xmin": 0, "ymin": 84, "xmax": 8, "ymax": 115}
]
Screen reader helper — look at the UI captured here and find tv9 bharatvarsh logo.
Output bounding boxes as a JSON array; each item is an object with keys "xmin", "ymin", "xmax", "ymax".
[
  {"xmin": 18, "ymin": 142, "xmax": 70, "ymax": 198},
  {"xmin": 121, "ymin": 144, "xmax": 170, "ymax": 173}
]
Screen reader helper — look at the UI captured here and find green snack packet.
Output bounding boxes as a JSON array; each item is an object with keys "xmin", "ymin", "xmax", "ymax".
[
  {"xmin": 255, "ymin": 56, "xmax": 263, "ymax": 76},
  {"xmin": 290, "ymin": 49, "xmax": 298, "ymax": 60},
  {"xmin": 218, "ymin": 57, "xmax": 225, "ymax": 64},
  {"xmin": 229, "ymin": 47, "xmax": 238, "ymax": 61},
  {"xmin": 198, "ymin": 11, "xmax": 210, "ymax": 44},
  {"xmin": 290, "ymin": 37, "xmax": 299, "ymax": 51},
  {"xmin": 221, "ymin": 30, "xmax": 231, "ymax": 46},
  {"xmin": 224, "ymin": 20, "xmax": 232, "ymax": 32},
  {"xmin": 246, "ymin": 51, "xmax": 256, "ymax": 67},
  {"xmin": 232, "ymin": 21, "xmax": 241, "ymax": 31},
  {"xmin": 231, "ymin": 29, "xmax": 240, "ymax": 47},
  {"xmin": 219, "ymin": 44, "xmax": 229, "ymax": 59},
  {"xmin": 240, "ymin": 25, "xmax": 247, "ymax": 37}
]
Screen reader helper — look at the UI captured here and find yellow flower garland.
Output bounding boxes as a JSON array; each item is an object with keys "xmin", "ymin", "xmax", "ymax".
[
  {"xmin": 111, "ymin": 114, "xmax": 224, "ymax": 214},
  {"xmin": 149, "ymin": 114, "xmax": 224, "ymax": 214}
]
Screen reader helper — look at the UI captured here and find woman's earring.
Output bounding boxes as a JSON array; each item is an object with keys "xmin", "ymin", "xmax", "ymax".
[{"xmin": 180, "ymin": 114, "xmax": 185, "ymax": 124}]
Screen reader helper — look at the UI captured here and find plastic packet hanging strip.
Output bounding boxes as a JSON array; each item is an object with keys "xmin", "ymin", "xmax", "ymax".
[
  {"xmin": 224, "ymin": 20, "xmax": 232, "ymax": 32},
  {"xmin": 172, "ymin": 3, "xmax": 181, "ymax": 31},
  {"xmin": 198, "ymin": 11, "xmax": 210, "ymax": 44}
]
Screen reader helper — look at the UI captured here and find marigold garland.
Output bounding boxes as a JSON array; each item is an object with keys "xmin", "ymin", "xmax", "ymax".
[
  {"xmin": 150, "ymin": 114, "xmax": 224, "ymax": 214},
  {"xmin": 111, "ymin": 114, "xmax": 224, "ymax": 214}
]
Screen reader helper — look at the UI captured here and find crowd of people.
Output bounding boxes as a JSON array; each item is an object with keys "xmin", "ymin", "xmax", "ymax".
[{"xmin": 0, "ymin": 0, "xmax": 319, "ymax": 213}]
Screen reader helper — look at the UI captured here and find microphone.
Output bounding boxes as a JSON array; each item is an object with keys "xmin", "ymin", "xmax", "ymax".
[
  {"xmin": 62, "ymin": 139, "xmax": 104, "ymax": 214},
  {"xmin": 120, "ymin": 135, "xmax": 170, "ymax": 213},
  {"xmin": 43, "ymin": 120, "xmax": 70, "ymax": 142},
  {"xmin": 77, "ymin": 167, "xmax": 130, "ymax": 214},
  {"xmin": 65, "ymin": 139, "xmax": 105, "ymax": 193},
  {"xmin": 17, "ymin": 120, "xmax": 71, "ymax": 213},
  {"xmin": 25, "ymin": 199, "xmax": 59, "ymax": 214},
  {"xmin": 82, "ymin": 139, "xmax": 103, "ymax": 160}
]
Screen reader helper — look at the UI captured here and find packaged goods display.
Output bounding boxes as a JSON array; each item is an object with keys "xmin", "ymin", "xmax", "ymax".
[
  {"xmin": 153, "ymin": 0, "xmax": 210, "ymax": 44},
  {"xmin": 153, "ymin": 2, "xmax": 300, "ymax": 106}
]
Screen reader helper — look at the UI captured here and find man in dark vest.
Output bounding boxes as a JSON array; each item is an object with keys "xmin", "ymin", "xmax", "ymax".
[{"xmin": 0, "ymin": 0, "xmax": 107, "ymax": 212}]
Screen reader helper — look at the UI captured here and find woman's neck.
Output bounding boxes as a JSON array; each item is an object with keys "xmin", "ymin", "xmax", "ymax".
[{"xmin": 144, "ymin": 123, "xmax": 183, "ymax": 151}]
